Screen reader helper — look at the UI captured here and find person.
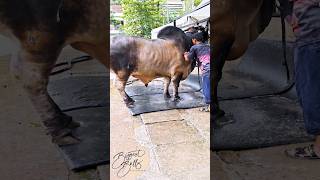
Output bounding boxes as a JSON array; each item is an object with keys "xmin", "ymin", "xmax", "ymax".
[
  {"xmin": 184, "ymin": 32, "xmax": 211, "ymax": 112},
  {"xmin": 185, "ymin": 26, "xmax": 197, "ymax": 35},
  {"xmin": 284, "ymin": 0, "xmax": 320, "ymax": 159}
]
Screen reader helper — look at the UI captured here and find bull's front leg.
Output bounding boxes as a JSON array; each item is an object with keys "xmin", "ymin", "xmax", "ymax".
[
  {"xmin": 172, "ymin": 74, "xmax": 182, "ymax": 101},
  {"xmin": 13, "ymin": 49, "xmax": 80, "ymax": 146},
  {"xmin": 163, "ymin": 77, "xmax": 171, "ymax": 99},
  {"xmin": 114, "ymin": 71, "xmax": 134, "ymax": 106}
]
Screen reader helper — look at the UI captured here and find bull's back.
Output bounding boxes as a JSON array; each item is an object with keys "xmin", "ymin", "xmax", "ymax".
[
  {"xmin": 110, "ymin": 36, "xmax": 190, "ymax": 82},
  {"xmin": 135, "ymin": 39, "xmax": 185, "ymax": 76},
  {"xmin": 0, "ymin": 0, "xmax": 107, "ymax": 44}
]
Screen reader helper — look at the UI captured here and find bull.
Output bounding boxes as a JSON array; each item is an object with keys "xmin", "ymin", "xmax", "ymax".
[
  {"xmin": 212, "ymin": 0, "xmax": 277, "ymax": 119},
  {"xmin": 110, "ymin": 26, "xmax": 208, "ymax": 106}
]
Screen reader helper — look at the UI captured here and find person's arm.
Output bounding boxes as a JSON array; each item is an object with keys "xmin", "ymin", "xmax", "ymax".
[
  {"xmin": 187, "ymin": 46, "xmax": 197, "ymax": 61},
  {"xmin": 184, "ymin": 52, "xmax": 190, "ymax": 61}
]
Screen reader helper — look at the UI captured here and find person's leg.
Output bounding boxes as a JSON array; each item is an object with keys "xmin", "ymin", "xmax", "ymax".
[
  {"xmin": 286, "ymin": 40, "xmax": 320, "ymax": 159},
  {"xmin": 200, "ymin": 72, "xmax": 210, "ymax": 112},
  {"xmin": 202, "ymin": 72, "xmax": 211, "ymax": 104}
]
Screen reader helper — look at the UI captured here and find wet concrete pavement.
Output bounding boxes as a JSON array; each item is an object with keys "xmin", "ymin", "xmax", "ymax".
[
  {"xmin": 211, "ymin": 143, "xmax": 320, "ymax": 180},
  {"xmin": 110, "ymin": 72, "xmax": 210, "ymax": 179}
]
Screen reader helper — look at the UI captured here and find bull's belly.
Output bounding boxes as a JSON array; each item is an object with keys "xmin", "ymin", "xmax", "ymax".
[{"xmin": 131, "ymin": 71, "xmax": 169, "ymax": 85}]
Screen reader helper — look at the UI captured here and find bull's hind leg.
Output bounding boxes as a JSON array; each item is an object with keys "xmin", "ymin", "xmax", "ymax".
[
  {"xmin": 163, "ymin": 77, "xmax": 171, "ymax": 99},
  {"xmin": 212, "ymin": 39, "xmax": 233, "ymax": 120},
  {"xmin": 172, "ymin": 74, "xmax": 183, "ymax": 101},
  {"xmin": 12, "ymin": 40, "xmax": 80, "ymax": 145}
]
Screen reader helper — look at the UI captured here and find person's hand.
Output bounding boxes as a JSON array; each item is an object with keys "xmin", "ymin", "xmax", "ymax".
[{"xmin": 184, "ymin": 52, "xmax": 189, "ymax": 61}]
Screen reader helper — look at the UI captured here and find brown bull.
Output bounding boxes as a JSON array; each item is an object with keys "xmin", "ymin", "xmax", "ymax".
[
  {"xmin": 110, "ymin": 35, "xmax": 193, "ymax": 106},
  {"xmin": 0, "ymin": 0, "xmax": 108, "ymax": 145},
  {"xmin": 212, "ymin": 0, "xmax": 275, "ymax": 119}
]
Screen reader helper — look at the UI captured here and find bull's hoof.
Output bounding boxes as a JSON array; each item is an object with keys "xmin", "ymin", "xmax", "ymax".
[
  {"xmin": 213, "ymin": 115, "xmax": 235, "ymax": 128},
  {"xmin": 124, "ymin": 97, "xmax": 135, "ymax": 107},
  {"xmin": 60, "ymin": 114, "xmax": 81, "ymax": 129},
  {"xmin": 212, "ymin": 109, "xmax": 225, "ymax": 120},
  {"xmin": 173, "ymin": 96, "xmax": 182, "ymax": 102},
  {"xmin": 51, "ymin": 128, "xmax": 81, "ymax": 146},
  {"xmin": 66, "ymin": 120, "xmax": 81, "ymax": 129},
  {"xmin": 164, "ymin": 93, "xmax": 171, "ymax": 99},
  {"xmin": 212, "ymin": 108, "xmax": 236, "ymax": 128}
]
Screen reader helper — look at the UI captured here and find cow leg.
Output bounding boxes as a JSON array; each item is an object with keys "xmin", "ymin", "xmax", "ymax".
[
  {"xmin": 114, "ymin": 70, "xmax": 134, "ymax": 106},
  {"xmin": 163, "ymin": 77, "xmax": 171, "ymax": 98},
  {"xmin": 172, "ymin": 74, "xmax": 183, "ymax": 101},
  {"xmin": 212, "ymin": 40, "xmax": 233, "ymax": 120},
  {"xmin": 13, "ymin": 47, "xmax": 80, "ymax": 146}
]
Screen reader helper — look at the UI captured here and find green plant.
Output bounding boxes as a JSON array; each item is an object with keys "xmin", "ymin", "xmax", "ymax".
[
  {"xmin": 121, "ymin": 0, "xmax": 165, "ymax": 38},
  {"xmin": 194, "ymin": 0, "xmax": 202, "ymax": 7}
]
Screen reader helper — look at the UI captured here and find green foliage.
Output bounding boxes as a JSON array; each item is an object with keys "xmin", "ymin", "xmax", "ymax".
[
  {"xmin": 121, "ymin": 0, "xmax": 165, "ymax": 38},
  {"xmin": 110, "ymin": 12, "xmax": 122, "ymax": 29},
  {"xmin": 165, "ymin": 8, "xmax": 184, "ymax": 24},
  {"xmin": 194, "ymin": 0, "xmax": 202, "ymax": 7}
]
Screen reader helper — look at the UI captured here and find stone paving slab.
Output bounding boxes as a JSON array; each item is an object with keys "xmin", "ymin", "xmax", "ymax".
[
  {"xmin": 146, "ymin": 120, "xmax": 203, "ymax": 145},
  {"xmin": 179, "ymin": 109, "xmax": 210, "ymax": 142},
  {"xmin": 211, "ymin": 152, "xmax": 233, "ymax": 180},
  {"xmin": 0, "ymin": 56, "xmax": 69, "ymax": 180},
  {"xmin": 110, "ymin": 87, "xmax": 151, "ymax": 180},
  {"xmin": 155, "ymin": 141, "xmax": 209, "ymax": 178},
  {"xmin": 212, "ymin": 143, "xmax": 320, "ymax": 180},
  {"xmin": 140, "ymin": 109, "xmax": 182, "ymax": 124},
  {"xmin": 98, "ymin": 165, "xmax": 108, "ymax": 180},
  {"xmin": 174, "ymin": 167, "xmax": 210, "ymax": 180},
  {"xmin": 69, "ymin": 169, "xmax": 100, "ymax": 180}
]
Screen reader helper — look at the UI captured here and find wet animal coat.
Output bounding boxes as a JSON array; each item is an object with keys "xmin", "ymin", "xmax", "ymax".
[{"xmin": 110, "ymin": 36, "xmax": 193, "ymax": 105}]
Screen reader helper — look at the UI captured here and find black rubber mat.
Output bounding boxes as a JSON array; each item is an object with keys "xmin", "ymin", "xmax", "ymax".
[
  {"xmin": 212, "ymin": 96, "xmax": 313, "ymax": 150},
  {"xmin": 59, "ymin": 108, "xmax": 109, "ymax": 170},
  {"xmin": 125, "ymin": 74, "xmax": 207, "ymax": 115},
  {"xmin": 48, "ymin": 76, "xmax": 108, "ymax": 111},
  {"xmin": 48, "ymin": 76, "xmax": 109, "ymax": 170},
  {"xmin": 218, "ymin": 39, "xmax": 295, "ymax": 100},
  {"xmin": 213, "ymin": 39, "xmax": 314, "ymax": 150}
]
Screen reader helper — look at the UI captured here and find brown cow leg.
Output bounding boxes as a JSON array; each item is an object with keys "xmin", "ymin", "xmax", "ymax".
[
  {"xmin": 172, "ymin": 74, "xmax": 182, "ymax": 101},
  {"xmin": 114, "ymin": 70, "xmax": 134, "ymax": 106},
  {"xmin": 163, "ymin": 77, "xmax": 171, "ymax": 99},
  {"xmin": 13, "ymin": 48, "xmax": 80, "ymax": 146}
]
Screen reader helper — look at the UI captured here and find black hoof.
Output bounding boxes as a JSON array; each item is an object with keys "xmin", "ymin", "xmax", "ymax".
[
  {"xmin": 164, "ymin": 93, "xmax": 171, "ymax": 99},
  {"xmin": 59, "ymin": 114, "xmax": 81, "ymax": 129},
  {"xmin": 66, "ymin": 120, "xmax": 81, "ymax": 129},
  {"xmin": 212, "ymin": 108, "xmax": 235, "ymax": 128},
  {"xmin": 51, "ymin": 128, "xmax": 81, "ymax": 146},
  {"xmin": 213, "ymin": 115, "xmax": 235, "ymax": 128},
  {"xmin": 173, "ymin": 96, "xmax": 181, "ymax": 102},
  {"xmin": 124, "ymin": 97, "xmax": 135, "ymax": 107},
  {"xmin": 212, "ymin": 109, "xmax": 225, "ymax": 120},
  {"xmin": 53, "ymin": 135, "xmax": 81, "ymax": 146}
]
